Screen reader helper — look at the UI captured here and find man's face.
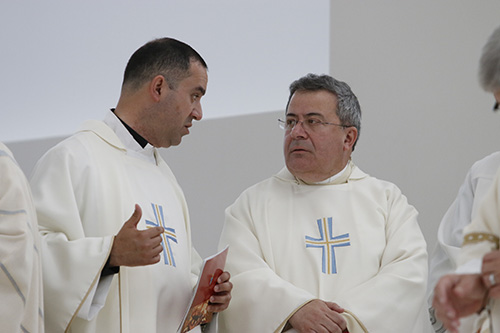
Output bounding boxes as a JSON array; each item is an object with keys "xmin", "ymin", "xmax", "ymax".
[
  {"xmin": 284, "ymin": 90, "xmax": 357, "ymax": 183},
  {"xmin": 152, "ymin": 60, "xmax": 208, "ymax": 148}
]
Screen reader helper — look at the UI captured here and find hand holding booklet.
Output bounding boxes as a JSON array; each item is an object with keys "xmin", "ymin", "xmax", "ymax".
[{"xmin": 178, "ymin": 245, "xmax": 229, "ymax": 333}]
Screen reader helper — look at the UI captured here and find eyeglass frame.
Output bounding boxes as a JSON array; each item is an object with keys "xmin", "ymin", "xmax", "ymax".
[{"xmin": 278, "ymin": 118, "xmax": 353, "ymax": 132}]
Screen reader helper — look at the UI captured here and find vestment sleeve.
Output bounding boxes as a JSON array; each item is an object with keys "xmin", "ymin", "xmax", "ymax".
[
  {"xmin": 0, "ymin": 149, "xmax": 44, "ymax": 333},
  {"xmin": 333, "ymin": 185, "xmax": 428, "ymax": 332},
  {"xmin": 427, "ymin": 169, "xmax": 475, "ymax": 302},
  {"xmin": 459, "ymin": 168, "xmax": 500, "ymax": 266},
  {"xmin": 30, "ymin": 142, "xmax": 113, "ymax": 332},
  {"xmin": 218, "ymin": 194, "xmax": 316, "ymax": 333}
]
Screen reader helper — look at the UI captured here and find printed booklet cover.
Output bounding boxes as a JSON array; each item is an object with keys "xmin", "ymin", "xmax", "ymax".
[{"xmin": 178, "ymin": 245, "xmax": 229, "ymax": 333}]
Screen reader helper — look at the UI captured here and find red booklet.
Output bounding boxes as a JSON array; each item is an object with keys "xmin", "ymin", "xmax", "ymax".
[{"xmin": 178, "ymin": 246, "xmax": 229, "ymax": 333}]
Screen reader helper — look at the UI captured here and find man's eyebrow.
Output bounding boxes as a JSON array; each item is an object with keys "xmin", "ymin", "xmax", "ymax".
[
  {"xmin": 286, "ymin": 112, "xmax": 324, "ymax": 118},
  {"xmin": 194, "ymin": 86, "xmax": 206, "ymax": 95}
]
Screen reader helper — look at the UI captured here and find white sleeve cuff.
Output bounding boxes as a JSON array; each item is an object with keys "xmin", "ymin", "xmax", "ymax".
[
  {"xmin": 77, "ymin": 274, "xmax": 114, "ymax": 320},
  {"xmin": 455, "ymin": 258, "xmax": 482, "ymax": 274}
]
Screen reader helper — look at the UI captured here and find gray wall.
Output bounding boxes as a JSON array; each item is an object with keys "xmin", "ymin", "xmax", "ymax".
[
  {"xmin": 330, "ymin": 1, "xmax": 500, "ymax": 257},
  {"xmin": 162, "ymin": 111, "xmax": 284, "ymax": 256}
]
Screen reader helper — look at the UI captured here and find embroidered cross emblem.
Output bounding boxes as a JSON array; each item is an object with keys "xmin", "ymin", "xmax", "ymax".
[
  {"xmin": 305, "ymin": 217, "xmax": 350, "ymax": 274},
  {"xmin": 145, "ymin": 203, "xmax": 177, "ymax": 266}
]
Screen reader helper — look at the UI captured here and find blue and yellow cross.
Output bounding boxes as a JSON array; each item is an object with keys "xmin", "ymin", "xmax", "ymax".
[
  {"xmin": 145, "ymin": 203, "xmax": 177, "ymax": 266},
  {"xmin": 305, "ymin": 217, "xmax": 350, "ymax": 274}
]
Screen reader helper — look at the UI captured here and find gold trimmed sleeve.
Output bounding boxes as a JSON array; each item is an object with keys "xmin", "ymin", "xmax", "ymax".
[{"xmin": 462, "ymin": 232, "xmax": 499, "ymax": 249}]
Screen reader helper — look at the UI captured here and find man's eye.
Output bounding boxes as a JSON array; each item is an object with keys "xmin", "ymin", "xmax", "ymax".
[
  {"xmin": 286, "ymin": 119, "xmax": 296, "ymax": 127},
  {"xmin": 307, "ymin": 118, "xmax": 321, "ymax": 125},
  {"xmin": 192, "ymin": 94, "xmax": 200, "ymax": 102}
]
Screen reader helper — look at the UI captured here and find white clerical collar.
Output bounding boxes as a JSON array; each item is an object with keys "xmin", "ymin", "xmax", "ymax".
[
  {"xmin": 103, "ymin": 111, "xmax": 157, "ymax": 164},
  {"xmin": 314, "ymin": 163, "xmax": 350, "ymax": 185}
]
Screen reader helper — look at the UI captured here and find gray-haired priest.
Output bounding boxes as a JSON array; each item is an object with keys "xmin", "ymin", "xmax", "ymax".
[{"xmin": 218, "ymin": 73, "xmax": 428, "ymax": 333}]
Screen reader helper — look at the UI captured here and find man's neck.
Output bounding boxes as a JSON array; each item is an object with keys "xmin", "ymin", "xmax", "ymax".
[{"xmin": 111, "ymin": 108, "xmax": 149, "ymax": 148}]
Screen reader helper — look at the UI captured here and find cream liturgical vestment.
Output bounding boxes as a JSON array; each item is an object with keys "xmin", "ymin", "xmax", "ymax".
[
  {"xmin": 30, "ymin": 112, "xmax": 202, "ymax": 332},
  {"xmin": 218, "ymin": 162, "xmax": 428, "ymax": 333},
  {"xmin": 459, "ymin": 166, "xmax": 500, "ymax": 332},
  {"xmin": 0, "ymin": 142, "xmax": 44, "ymax": 333},
  {"xmin": 427, "ymin": 151, "xmax": 500, "ymax": 332}
]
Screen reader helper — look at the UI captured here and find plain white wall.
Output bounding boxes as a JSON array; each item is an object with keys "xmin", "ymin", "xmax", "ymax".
[{"xmin": 0, "ymin": 0, "xmax": 329, "ymax": 142}]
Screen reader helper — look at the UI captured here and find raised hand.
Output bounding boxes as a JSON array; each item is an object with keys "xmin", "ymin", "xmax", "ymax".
[{"xmin": 109, "ymin": 204, "xmax": 164, "ymax": 267}]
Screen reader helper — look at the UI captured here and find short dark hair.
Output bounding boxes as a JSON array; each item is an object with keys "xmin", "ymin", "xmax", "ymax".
[
  {"xmin": 286, "ymin": 73, "xmax": 362, "ymax": 149},
  {"xmin": 122, "ymin": 37, "xmax": 207, "ymax": 91}
]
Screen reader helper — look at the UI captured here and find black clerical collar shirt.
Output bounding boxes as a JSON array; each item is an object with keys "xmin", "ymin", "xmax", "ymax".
[{"xmin": 111, "ymin": 108, "xmax": 149, "ymax": 148}]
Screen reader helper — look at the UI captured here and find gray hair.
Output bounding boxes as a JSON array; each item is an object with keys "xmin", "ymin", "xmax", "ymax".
[
  {"xmin": 286, "ymin": 73, "xmax": 362, "ymax": 149},
  {"xmin": 479, "ymin": 26, "xmax": 500, "ymax": 92}
]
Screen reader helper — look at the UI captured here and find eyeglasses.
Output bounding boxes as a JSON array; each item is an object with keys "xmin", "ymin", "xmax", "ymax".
[{"xmin": 278, "ymin": 118, "xmax": 351, "ymax": 132}]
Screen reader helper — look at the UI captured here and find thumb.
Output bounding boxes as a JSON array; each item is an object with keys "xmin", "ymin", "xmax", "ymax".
[{"xmin": 125, "ymin": 204, "xmax": 142, "ymax": 228}]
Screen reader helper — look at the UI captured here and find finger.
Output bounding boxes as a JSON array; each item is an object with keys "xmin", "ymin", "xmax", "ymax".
[
  {"xmin": 150, "ymin": 254, "xmax": 161, "ymax": 264},
  {"xmin": 214, "ymin": 281, "xmax": 233, "ymax": 293},
  {"xmin": 148, "ymin": 234, "xmax": 163, "ymax": 247},
  {"xmin": 432, "ymin": 298, "xmax": 456, "ymax": 325},
  {"xmin": 319, "ymin": 321, "xmax": 339, "ymax": 333},
  {"xmin": 483, "ymin": 250, "xmax": 500, "ymax": 262},
  {"xmin": 482, "ymin": 257, "xmax": 496, "ymax": 272},
  {"xmin": 142, "ymin": 226, "xmax": 164, "ymax": 238},
  {"xmin": 326, "ymin": 301, "xmax": 344, "ymax": 313},
  {"xmin": 481, "ymin": 274, "xmax": 492, "ymax": 289},
  {"xmin": 207, "ymin": 303, "xmax": 226, "ymax": 313},
  {"xmin": 151, "ymin": 242, "xmax": 164, "ymax": 255},
  {"xmin": 326, "ymin": 310, "xmax": 347, "ymax": 331},
  {"xmin": 434, "ymin": 275, "xmax": 457, "ymax": 304},
  {"xmin": 208, "ymin": 293, "xmax": 231, "ymax": 312},
  {"xmin": 217, "ymin": 271, "xmax": 230, "ymax": 283},
  {"xmin": 125, "ymin": 204, "xmax": 142, "ymax": 228},
  {"xmin": 209, "ymin": 292, "xmax": 231, "ymax": 304}
]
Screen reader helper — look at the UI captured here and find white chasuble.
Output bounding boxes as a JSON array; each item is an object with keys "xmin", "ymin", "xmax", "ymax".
[
  {"xmin": 0, "ymin": 142, "xmax": 44, "ymax": 332},
  {"xmin": 30, "ymin": 112, "xmax": 202, "ymax": 332},
  {"xmin": 218, "ymin": 164, "xmax": 428, "ymax": 333},
  {"xmin": 427, "ymin": 151, "xmax": 500, "ymax": 332}
]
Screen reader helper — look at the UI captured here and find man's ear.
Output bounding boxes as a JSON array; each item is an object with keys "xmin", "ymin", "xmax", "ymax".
[
  {"xmin": 343, "ymin": 127, "xmax": 358, "ymax": 151},
  {"xmin": 149, "ymin": 75, "xmax": 167, "ymax": 102}
]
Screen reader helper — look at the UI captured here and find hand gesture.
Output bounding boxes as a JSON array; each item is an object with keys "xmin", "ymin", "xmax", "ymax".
[
  {"xmin": 432, "ymin": 274, "xmax": 487, "ymax": 333},
  {"xmin": 288, "ymin": 299, "xmax": 347, "ymax": 333},
  {"xmin": 207, "ymin": 271, "xmax": 232, "ymax": 313},
  {"xmin": 109, "ymin": 204, "xmax": 164, "ymax": 267}
]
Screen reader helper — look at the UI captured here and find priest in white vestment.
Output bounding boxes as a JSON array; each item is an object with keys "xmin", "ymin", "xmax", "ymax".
[
  {"xmin": 218, "ymin": 74, "xmax": 428, "ymax": 333},
  {"xmin": 0, "ymin": 142, "xmax": 44, "ymax": 332},
  {"xmin": 30, "ymin": 38, "xmax": 231, "ymax": 333},
  {"xmin": 433, "ymin": 167, "xmax": 500, "ymax": 333},
  {"xmin": 431, "ymin": 25, "xmax": 500, "ymax": 333},
  {"xmin": 427, "ymin": 152, "xmax": 500, "ymax": 332}
]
